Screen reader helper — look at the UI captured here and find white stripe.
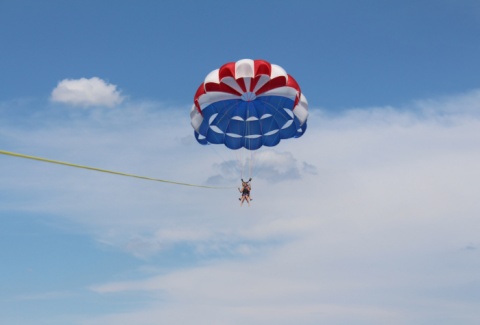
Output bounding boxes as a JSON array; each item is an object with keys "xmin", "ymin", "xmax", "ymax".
[
  {"xmin": 199, "ymin": 92, "xmax": 241, "ymax": 110},
  {"xmin": 221, "ymin": 77, "xmax": 244, "ymax": 94},
  {"xmin": 190, "ymin": 104, "xmax": 197, "ymax": 119},
  {"xmin": 293, "ymin": 104, "xmax": 309, "ymax": 126},
  {"xmin": 294, "ymin": 93, "xmax": 309, "ymax": 126},
  {"xmin": 231, "ymin": 116, "xmax": 244, "ymax": 121},
  {"xmin": 252, "ymin": 75, "xmax": 271, "ymax": 93},
  {"xmin": 243, "ymin": 77, "xmax": 251, "ymax": 92},
  {"xmin": 190, "ymin": 111, "xmax": 203, "ymax": 133},
  {"xmin": 256, "ymin": 86, "xmax": 297, "ymax": 98},
  {"xmin": 235, "ymin": 59, "xmax": 254, "ymax": 79},
  {"xmin": 299, "ymin": 93, "xmax": 309, "ymax": 110},
  {"xmin": 270, "ymin": 64, "xmax": 288, "ymax": 80},
  {"xmin": 245, "ymin": 134, "xmax": 262, "ymax": 139},
  {"xmin": 204, "ymin": 69, "xmax": 220, "ymax": 85}
]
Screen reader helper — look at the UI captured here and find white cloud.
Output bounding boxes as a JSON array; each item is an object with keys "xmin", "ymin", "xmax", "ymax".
[
  {"xmin": 50, "ymin": 77, "xmax": 125, "ymax": 108},
  {"xmin": 2, "ymin": 89, "xmax": 480, "ymax": 324},
  {"xmin": 207, "ymin": 151, "xmax": 315, "ymax": 185}
]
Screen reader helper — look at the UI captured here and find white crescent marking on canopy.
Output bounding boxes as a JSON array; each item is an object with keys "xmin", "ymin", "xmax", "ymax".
[
  {"xmin": 209, "ymin": 113, "xmax": 218, "ymax": 125},
  {"xmin": 245, "ymin": 134, "xmax": 262, "ymax": 139},
  {"xmin": 209, "ymin": 125, "xmax": 224, "ymax": 134},
  {"xmin": 264, "ymin": 129, "xmax": 279, "ymax": 136},
  {"xmin": 284, "ymin": 108, "xmax": 294, "ymax": 118},
  {"xmin": 226, "ymin": 133, "xmax": 243, "ymax": 138},
  {"xmin": 281, "ymin": 120, "xmax": 294, "ymax": 129}
]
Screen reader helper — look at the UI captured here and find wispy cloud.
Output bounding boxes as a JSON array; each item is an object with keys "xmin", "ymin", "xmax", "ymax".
[
  {"xmin": 207, "ymin": 151, "xmax": 317, "ymax": 185},
  {"xmin": 2, "ymin": 89, "xmax": 480, "ymax": 324}
]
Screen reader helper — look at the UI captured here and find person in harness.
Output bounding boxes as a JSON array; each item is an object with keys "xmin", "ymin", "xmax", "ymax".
[{"xmin": 238, "ymin": 178, "xmax": 252, "ymax": 207}]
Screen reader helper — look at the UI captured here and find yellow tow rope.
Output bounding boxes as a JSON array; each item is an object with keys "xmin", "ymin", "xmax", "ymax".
[{"xmin": 0, "ymin": 150, "xmax": 235, "ymax": 189}]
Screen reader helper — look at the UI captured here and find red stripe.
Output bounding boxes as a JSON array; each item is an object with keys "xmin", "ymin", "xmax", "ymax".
[
  {"xmin": 254, "ymin": 76, "xmax": 287, "ymax": 95},
  {"xmin": 221, "ymin": 79, "xmax": 245, "ymax": 95},
  {"xmin": 287, "ymin": 74, "xmax": 301, "ymax": 97},
  {"xmin": 205, "ymin": 82, "xmax": 242, "ymax": 96},
  {"xmin": 219, "ymin": 62, "xmax": 236, "ymax": 80},
  {"xmin": 254, "ymin": 60, "xmax": 271, "ymax": 77},
  {"xmin": 194, "ymin": 83, "xmax": 206, "ymax": 115},
  {"xmin": 236, "ymin": 77, "xmax": 247, "ymax": 93},
  {"xmin": 293, "ymin": 95, "xmax": 299, "ymax": 109},
  {"xmin": 250, "ymin": 75, "xmax": 261, "ymax": 93}
]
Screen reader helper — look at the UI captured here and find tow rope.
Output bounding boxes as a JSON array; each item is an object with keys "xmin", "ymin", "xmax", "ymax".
[{"xmin": 0, "ymin": 150, "xmax": 235, "ymax": 189}]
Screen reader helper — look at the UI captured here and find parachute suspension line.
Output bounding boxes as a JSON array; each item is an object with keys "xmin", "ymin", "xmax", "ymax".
[
  {"xmin": 223, "ymin": 99, "xmax": 242, "ymax": 179},
  {"xmin": 252, "ymin": 97, "xmax": 271, "ymax": 177},
  {"xmin": 250, "ymin": 99, "xmax": 265, "ymax": 178},
  {"xmin": 253, "ymin": 133, "xmax": 294, "ymax": 178},
  {"xmin": 238, "ymin": 105, "xmax": 245, "ymax": 179},
  {"xmin": 190, "ymin": 59, "xmax": 309, "ymax": 184},
  {"xmin": 240, "ymin": 111, "xmax": 246, "ymax": 178},
  {"xmin": 252, "ymin": 96, "xmax": 284, "ymax": 178},
  {"xmin": 250, "ymin": 97, "xmax": 270, "ymax": 177},
  {"xmin": 208, "ymin": 143, "xmax": 240, "ymax": 178},
  {"xmin": 249, "ymin": 99, "xmax": 261, "ymax": 178},
  {"xmin": 246, "ymin": 103, "xmax": 252, "ymax": 179},
  {"xmin": 252, "ymin": 144, "xmax": 277, "ymax": 178},
  {"xmin": 238, "ymin": 102, "xmax": 244, "ymax": 179},
  {"xmin": 249, "ymin": 100, "xmax": 258, "ymax": 179},
  {"xmin": 0, "ymin": 150, "xmax": 236, "ymax": 189}
]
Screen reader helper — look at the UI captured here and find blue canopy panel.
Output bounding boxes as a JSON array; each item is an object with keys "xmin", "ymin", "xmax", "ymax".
[
  {"xmin": 294, "ymin": 120, "xmax": 307, "ymax": 138},
  {"xmin": 194, "ymin": 131, "xmax": 208, "ymax": 145},
  {"xmin": 197, "ymin": 96, "xmax": 306, "ymax": 150}
]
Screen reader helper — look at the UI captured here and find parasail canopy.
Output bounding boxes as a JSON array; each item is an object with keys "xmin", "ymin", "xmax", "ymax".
[{"xmin": 191, "ymin": 59, "xmax": 309, "ymax": 179}]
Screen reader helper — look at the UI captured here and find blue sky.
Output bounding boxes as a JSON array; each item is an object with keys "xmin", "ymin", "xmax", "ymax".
[
  {"xmin": 2, "ymin": 0, "xmax": 480, "ymax": 108},
  {"xmin": 1, "ymin": 1, "xmax": 480, "ymax": 325}
]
